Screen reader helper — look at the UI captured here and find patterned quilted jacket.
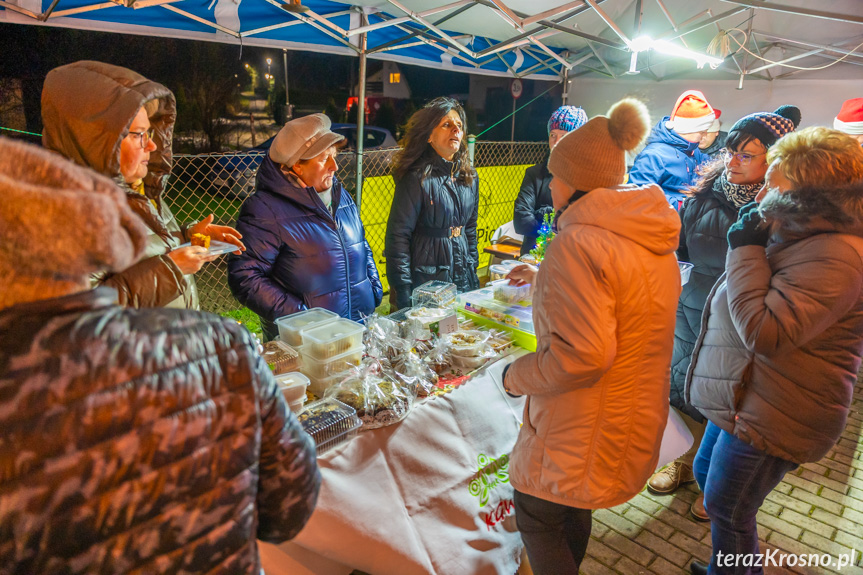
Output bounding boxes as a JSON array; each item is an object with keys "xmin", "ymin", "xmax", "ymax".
[{"xmin": 0, "ymin": 287, "xmax": 320, "ymax": 573}]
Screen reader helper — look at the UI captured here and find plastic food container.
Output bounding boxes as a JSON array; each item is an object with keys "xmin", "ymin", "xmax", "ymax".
[
  {"xmin": 488, "ymin": 264, "xmax": 510, "ymax": 281},
  {"xmin": 275, "ymin": 372, "xmax": 310, "ymax": 410},
  {"xmin": 450, "ymin": 353, "xmax": 490, "ymax": 370},
  {"xmin": 411, "ymin": 281, "xmax": 457, "ymax": 308},
  {"xmin": 679, "ymin": 262, "xmax": 694, "ymax": 286},
  {"xmin": 302, "ymin": 318, "xmax": 365, "ymax": 360},
  {"xmin": 406, "ymin": 306, "xmax": 458, "ymax": 335},
  {"xmin": 261, "ymin": 340, "xmax": 300, "ymax": 375},
  {"xmin": 492, "ymin": 279, "xmax": 531, "ymax": 304},
  {"xmin": 297, "ymin": 398, "xmax": 362, "ymax": 455},
  {"xmin": 445, "ymin": 330, "xmax": 489, "ymax": 357},
  {"xmin": 306, "ymin": 368, "xmax": 353, "ymax": 397},
  {"xmin": 300, "ymin": 347, "xmax": 363, "ymax": 380},
  {"xmin": 276, "ymin": 308, "xmax": 339, "ymax": 347}
]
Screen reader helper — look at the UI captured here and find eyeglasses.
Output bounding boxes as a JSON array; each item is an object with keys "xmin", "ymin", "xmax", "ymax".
[
  {"xmin": 126, "ymin": 128, "xmax": 155, "ymax": 149},
  {"xmin": 722, "ymin": 149, "xmax": 766, "ymax": 166}
]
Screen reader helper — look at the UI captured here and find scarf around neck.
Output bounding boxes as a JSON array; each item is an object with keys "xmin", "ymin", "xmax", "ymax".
[{"xmin": 713, "ymin": 172, "xmax": 763, "ymax": 209}]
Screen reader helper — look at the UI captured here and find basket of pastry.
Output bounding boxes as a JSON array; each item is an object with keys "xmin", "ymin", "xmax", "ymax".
[{"xmin": 297, "ymin": 398, "xmax": 362, "ymax": 455}]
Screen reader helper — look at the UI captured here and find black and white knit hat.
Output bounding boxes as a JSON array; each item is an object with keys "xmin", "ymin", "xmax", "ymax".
[{"xmin": 729, "ymin": 105, "xmax": 802, "ymax": 148}]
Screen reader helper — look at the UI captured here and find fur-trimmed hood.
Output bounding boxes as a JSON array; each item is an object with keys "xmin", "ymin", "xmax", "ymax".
[{"xmin": 760, "ymin": 182, "xmax": 863, "ymax": 242}]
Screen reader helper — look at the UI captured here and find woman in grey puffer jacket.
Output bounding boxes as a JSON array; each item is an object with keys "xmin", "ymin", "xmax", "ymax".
[{"xmin": 684, "ymin": 127, "xmax": 863, "ymax": 575}]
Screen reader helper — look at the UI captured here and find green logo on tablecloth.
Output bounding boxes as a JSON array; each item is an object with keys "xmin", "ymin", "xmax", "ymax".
[{"xmin": 469, "ymin": 453, "xmax": 510, "ymax": 508}]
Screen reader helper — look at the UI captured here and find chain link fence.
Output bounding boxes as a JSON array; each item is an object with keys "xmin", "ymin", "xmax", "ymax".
[{"xmin": 165, "ymin": 141, "xmax": 547, "ymax": 314}]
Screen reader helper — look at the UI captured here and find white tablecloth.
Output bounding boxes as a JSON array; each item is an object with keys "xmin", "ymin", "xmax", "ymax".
[{"xmin": 260, "ymin": 350, "xmax": 693, "ymax": 575}]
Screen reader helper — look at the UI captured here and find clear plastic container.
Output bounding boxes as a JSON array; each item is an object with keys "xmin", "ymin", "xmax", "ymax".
[
  {"xmin": 275, "ymin": 372, "xmax": 310, "ymax": 404},
  {"xmin": 297, "ymin": 398, "xmax": 362, "ymax": 454},
  {"xmin": 261, "ymin": 340, "xmax": 300, "ymax": 375},
  {"xmin": 445, "ymin": 330, "xmax": 489, "ymax": 357},
  {"xmin": 411, "ymin": 281, "xmax": 457, "ymax": 308},
  {"xmin": 276, "ymin": 308, "xmax": 339, "ymax": 347},
  {"xmin": 302, "ymin": 318, "xmax": 365, "ymax": 360},
  {"xmin": 488, "ymin": 264, "xmax": 510, "ymax": 281},
  {"xmin": 300, "ymin": 346, "xmax": 364, "ymax": 380},
  {"xmin": 679, "ymin": 261, "xmax": 694, "ymax": 286},
  {"xmin": 306, "ymin": 368, "xmax": 353, "ymax": 397},
  {"xmin": 405, "ymin": 306, "xmax": 458, "ymax": 336},
  {"xmin": 492, "ymin": 279, "xmax": 531, "ymax": 304}
]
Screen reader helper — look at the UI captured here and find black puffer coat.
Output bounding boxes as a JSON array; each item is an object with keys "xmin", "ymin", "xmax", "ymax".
[
  {"xmin": 385, "ymin": 151, "xmax": 479, "ymax": 309},
  {"xmin": 513, "ymin": 154, "xmax": 553, "ymax": 256},
  {"xmin": 670, "ymin": 171, "xmax": 738, "ymax": 421},
  {"xmin": 0, "ymin": 287, "xmax": 320, "ymax": 573}
]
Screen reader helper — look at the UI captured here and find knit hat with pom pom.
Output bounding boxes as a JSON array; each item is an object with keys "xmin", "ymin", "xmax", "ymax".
[{"xmin": 548, "ymin": 98, "xmax": 650, "ymax": 192}]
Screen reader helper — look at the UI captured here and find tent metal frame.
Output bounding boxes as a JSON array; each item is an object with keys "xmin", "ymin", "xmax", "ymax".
[{"xmin": 5, "ymin": 0, "xmax": 861, "ymax": 193}]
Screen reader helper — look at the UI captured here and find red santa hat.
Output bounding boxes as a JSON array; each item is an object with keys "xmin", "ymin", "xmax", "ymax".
[
  {"xmin": 666, "ymin": 90, "xmax": 716, "ymax": 134},
  {"xmin": 834, "ymin": 98, "xmax": 863, "ymax": 135}
]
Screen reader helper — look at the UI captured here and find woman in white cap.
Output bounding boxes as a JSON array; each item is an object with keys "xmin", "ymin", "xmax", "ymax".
[{"xmin": 228, "ymin": 113, "xmax": 383, "ymax": 341}]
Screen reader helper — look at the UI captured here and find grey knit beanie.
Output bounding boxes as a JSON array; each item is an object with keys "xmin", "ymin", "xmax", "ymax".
[{"xmin": 0, "ymin": 137, "xmax": 148, "ymax": 309}]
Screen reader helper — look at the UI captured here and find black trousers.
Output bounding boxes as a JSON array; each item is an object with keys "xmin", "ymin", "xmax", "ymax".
[{"xmin": 513, "ymin": 490, "xmax": 592, "ymax": 575}]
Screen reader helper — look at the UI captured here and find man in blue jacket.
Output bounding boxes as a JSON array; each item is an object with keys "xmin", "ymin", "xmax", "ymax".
[
  {"xmin": 629, "ymin": 90, "xmax": 715, "ymax": 209},
  {"xmin": 228, "ymin": 114, "xmax": 383, "ymax": 340}
]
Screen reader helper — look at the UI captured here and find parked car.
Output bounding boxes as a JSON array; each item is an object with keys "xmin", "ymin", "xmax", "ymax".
[{"xmin": 208, "ymin": 124, "xmax": 398, "ymax": 200}]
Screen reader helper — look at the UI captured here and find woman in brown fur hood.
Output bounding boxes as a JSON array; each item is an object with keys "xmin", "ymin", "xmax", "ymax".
[{"xmin": 685, "ymin": 127, "xmax": 863, "ymax": 575}]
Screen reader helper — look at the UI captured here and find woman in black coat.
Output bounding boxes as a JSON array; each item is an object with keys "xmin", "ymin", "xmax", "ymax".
[
  {"xmin": 647, "ymin": 106, "xmax": 800, "ymax": 521},
  {"xmin": 385, "ymin": 97, "xmax": 479, "ymax": 310}
]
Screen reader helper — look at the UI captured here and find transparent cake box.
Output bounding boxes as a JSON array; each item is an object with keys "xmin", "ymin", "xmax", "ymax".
[
  {"xmin": 275, "ymin": 372, "xmax": 310, "ymax": 412},
  {"xmin": 302, "ymin": 318, "xmax": 365, "ymax": 360},
  {"xmin": 300, "ymin": 346, "xmax": 364, "ymax": 380},
  {"xmin": 276, "ymin": 308, "xmax": 339, "ymax": 347},
  {"xmin": 491, "ymin": 279, "xmax": 531, "ymax": 304},
  {"xmin": 411, "ymin": 281, "xmax": 457, "ymax": 308},
  {"xmin": 261, "ymin": 340, "xmax": 300, "ymax": 375},
  {"xmin": 297, "ymin": 398, "xmax": 362, "ymax": 455}
]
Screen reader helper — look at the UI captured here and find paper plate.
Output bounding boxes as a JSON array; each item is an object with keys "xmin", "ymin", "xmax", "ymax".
[{"xmin": 177, "ymin": 239, "xmax": 239, "ymax": 256}]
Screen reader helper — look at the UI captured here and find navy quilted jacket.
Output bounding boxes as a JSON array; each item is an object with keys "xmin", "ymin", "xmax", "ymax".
[{"xmin": 228, "ymin": 157, "xmax": 383, "ymax": 339}]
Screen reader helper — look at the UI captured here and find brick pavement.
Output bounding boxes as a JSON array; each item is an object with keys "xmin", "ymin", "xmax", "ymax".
[{"xmin": 580, "ymin": 377, "xmax": 863, "ymax": 575}]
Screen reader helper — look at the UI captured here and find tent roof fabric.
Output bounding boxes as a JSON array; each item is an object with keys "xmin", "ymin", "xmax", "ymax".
[{"xmin": 2, "ymin": 0, "xmax": 862, "ymax": 81}]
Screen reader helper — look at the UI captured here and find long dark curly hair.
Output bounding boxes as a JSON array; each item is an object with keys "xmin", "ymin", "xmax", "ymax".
[{"xmin": 392, "ymin": 97, "xmax": 475, "ymax": 185}]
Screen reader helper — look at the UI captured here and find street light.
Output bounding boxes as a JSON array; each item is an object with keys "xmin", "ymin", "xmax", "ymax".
[{"xmin": 266, "ymin": 57, "xmax": 272, "ymax": 77}]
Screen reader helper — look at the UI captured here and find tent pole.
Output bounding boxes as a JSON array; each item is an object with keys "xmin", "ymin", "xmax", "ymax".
[
  {"xmin": 561, "ymin": 65, "xmax": 569, "ymax": 105},
  {"xmin": 356, "ymin": 14, "xmax": 368, "ymax": 207},
  {"xmin": 283, "ymin": 49, "xmax": 292, "ymax": 120}
]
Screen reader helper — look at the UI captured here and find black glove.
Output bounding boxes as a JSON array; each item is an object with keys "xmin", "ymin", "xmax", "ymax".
[
  {"xmin": 534, "ymin": 205, "xmax": 554, "ymax": 226},
  {"xmin": 501, "ymin": 364, "xmax": 522, "ymax": 398},
  {"xmin": 727, "ymin": 202, "xmax": 770, "ymax": 249}
]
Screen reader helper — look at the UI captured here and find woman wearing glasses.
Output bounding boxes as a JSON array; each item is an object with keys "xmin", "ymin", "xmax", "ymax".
[
  {"xmin": 647, "ymin": 105, "xmax": 800, "ymax": 520},
  {"xmin": 41, "ymin": 61, "xmax": 243, "ymax": 309}
]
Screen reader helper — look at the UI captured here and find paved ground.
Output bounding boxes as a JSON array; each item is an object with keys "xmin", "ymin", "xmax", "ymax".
[{"xmin": 579, "ymin": 374, "xmax": 863, "ymax": 575}]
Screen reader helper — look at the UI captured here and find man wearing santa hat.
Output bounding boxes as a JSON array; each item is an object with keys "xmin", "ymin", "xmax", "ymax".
[
  {"xmin": 835, "ymin": 98, "xmax": 863, "ymax": 145},
  {"xmin": 629, "ymin": 90, "xmax": 714, "ymax": 209}
]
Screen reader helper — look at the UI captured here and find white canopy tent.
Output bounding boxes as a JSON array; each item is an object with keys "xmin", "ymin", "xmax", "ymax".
[{"xmin": 3, "ymin": 0, "xmax": 861, "ymax": 179}]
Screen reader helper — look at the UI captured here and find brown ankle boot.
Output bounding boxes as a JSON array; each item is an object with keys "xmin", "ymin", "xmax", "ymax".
[
  {"xmin": 647, "ymin": 462, "xmax": 695, "ymax": 495},
  {"xmin": 690, "ymin": 494, "xmax": 710, "ymax": 522}
]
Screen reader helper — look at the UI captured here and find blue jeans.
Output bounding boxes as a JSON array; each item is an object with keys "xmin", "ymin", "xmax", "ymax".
[{"xmin": 693, "ymin": 422, "xmax": 798, "ymax": 575}]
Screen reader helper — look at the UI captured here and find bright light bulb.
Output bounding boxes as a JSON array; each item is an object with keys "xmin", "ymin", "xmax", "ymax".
[{"xmin": 628, "ymin": 35, "xmax": 653, "ymax": 53}]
